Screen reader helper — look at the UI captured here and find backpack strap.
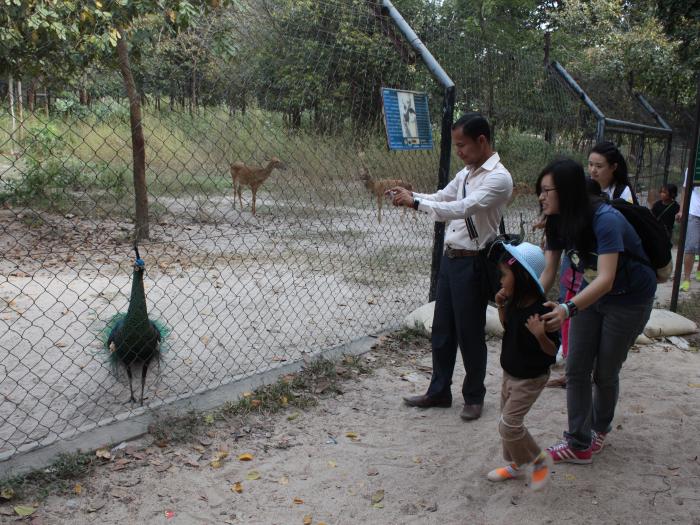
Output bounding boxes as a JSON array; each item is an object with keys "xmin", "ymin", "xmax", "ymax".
[
  {"xmin": 612, "ymin": 184, "xmax": 639, "ymax": 205},
  {"xmin": 612, "ymin": 184, "xmax": 623, "ymax": 200}
]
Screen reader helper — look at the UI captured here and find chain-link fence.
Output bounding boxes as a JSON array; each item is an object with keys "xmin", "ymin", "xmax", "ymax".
[
  {"xmin": 549, "ymin": 48, "xmax": 692, "ymax": 202},
  {"xmin": 0, "ymin": 0, "xmax": 447, "ymax": 464},
  {"xmin": 0, "ymin": 0, "xmax": 683, "ymax": 465}
]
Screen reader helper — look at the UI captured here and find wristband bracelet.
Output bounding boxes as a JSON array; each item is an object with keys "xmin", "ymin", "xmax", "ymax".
[
  {"xmin": 413, "ymin": 199, "xmax": 420, "ymax": 211},
  {"xmin": 565, "ymin": 300, "xmax": 578, "ymax": 318},
  {"xmin": 559, "ymin": 303, "xmax": 570, "ymax": 319}
]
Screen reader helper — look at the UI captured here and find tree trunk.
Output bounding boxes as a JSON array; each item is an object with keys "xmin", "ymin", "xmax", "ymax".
[
  {"xmin": 116, "ymin": 32, "xmax": 149, "ymax": 241},
  {"xmin": 8, "ymin": 74, "xmax": 16, "ymax": 155},
  {"xmin": 190, "ymin": 61, "xmax": 197, "ymax": 115},
  {"xmin": 27, "ymin": 78, "xmax": 36, "ymax": 112},
  {"xmin": 16, "ymin": 79, "xmax": 23, "ymax": 141}
]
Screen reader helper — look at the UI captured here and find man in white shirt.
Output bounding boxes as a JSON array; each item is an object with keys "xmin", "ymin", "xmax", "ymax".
[
  {"xmin": 677, "ymin": 168, "xmax": 700, "ymax": 291},
  {"xmin": 390, "ymin": 113, "xmax": 513, "ymax": 420}
]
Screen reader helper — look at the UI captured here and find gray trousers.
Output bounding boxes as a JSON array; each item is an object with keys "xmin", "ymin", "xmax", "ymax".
[{"xmin": 565, "ymin": 297, "xmax": 653, "ymax": 450}]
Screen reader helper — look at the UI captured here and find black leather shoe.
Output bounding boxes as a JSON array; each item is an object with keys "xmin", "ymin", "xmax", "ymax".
[
  {"xmin": 460, "ymin": 403, "xmax": 483, "ymax": 421},
  {"xmin": 403, "ymin": 394, "xmax": 452, "ymax": 408}
]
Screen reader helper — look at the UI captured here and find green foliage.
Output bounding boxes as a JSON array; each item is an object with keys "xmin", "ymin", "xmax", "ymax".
[
  {"xmin": 498, "ymin": 128, "xmax": 585, "ymax": 185},
  {"xmin": 0, "ymin": 152, "xmax": 130, "ymax": 212},
  {"xmin": 547, "ymin": 0, "xmax": 695, "ymax": 107},
  {"xmin": 53, "ymin": 94, "xmax": 91, "ymax": 120},
  {"xmin": 21, "ymin": 122, "xmax": 67, "ymax": 157},
  {"xmin": 249, "ymin": 0, "xmax": 422, "ymax": 132}
]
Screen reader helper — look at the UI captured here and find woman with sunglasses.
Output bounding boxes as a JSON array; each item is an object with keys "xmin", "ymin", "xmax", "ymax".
[{"xmin": 536, "ymin": 158, "xmax": 656, "ymax": 464}]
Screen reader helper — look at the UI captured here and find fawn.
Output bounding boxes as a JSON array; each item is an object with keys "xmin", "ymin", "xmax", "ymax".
[
  {"xmin": 229, "ymin": 157, "xmax": 286, "ymax": 215},
  {"xmin": 359, "ymin": 166, "xmax": 413, "ymax": 223}
]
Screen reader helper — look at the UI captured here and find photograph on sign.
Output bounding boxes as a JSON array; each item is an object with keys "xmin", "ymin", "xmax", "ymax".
[
  {"xmin": 381, "ymin": 88, "xmax": 433, "ymax": 151},
  {"xmin": 397, "ymin": 91, "xmax": 419, "ymax": 143}
]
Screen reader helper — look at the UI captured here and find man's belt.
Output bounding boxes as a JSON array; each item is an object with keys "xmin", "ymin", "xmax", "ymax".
[{"xmin": 445, "ymin": 246, "xmax": 480, "ymax": 258}]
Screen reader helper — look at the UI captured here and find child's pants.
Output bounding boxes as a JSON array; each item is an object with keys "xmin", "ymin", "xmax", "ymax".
[{"xmin": 499, "ymin": 371, "xmax": 549, "ymax": 466}]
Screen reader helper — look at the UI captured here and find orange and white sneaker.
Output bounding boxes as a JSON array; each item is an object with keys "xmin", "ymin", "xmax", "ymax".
[
  {"xmin": 529, "ymin": 451, "xmax": 552, "ymax": 491},
  {"xmin": 487, "ymin": 463, "xmax": 523, "ymax": 482}
]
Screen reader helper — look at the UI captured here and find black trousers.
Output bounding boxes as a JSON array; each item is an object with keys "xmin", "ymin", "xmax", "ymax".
[{"xmin": 426, "ymin": 254, "xmax": 488, "ymax": 405}]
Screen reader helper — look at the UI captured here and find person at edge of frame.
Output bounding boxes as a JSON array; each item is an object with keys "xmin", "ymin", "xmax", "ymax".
[
  {"xmin": 676, "ymin": 169, "xmax": 700, "ymax": 293},
  {"xmin": 387, "ymin": 112, "xmax": 513, "ymax": 421}
]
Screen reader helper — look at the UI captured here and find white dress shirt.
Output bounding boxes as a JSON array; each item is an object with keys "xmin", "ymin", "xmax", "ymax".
[{"xmin": 412, "ymin": 153, "xmax": 513, "ymax": 251}]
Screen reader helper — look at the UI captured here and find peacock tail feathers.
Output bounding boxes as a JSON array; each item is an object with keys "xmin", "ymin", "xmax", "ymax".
[{"xmin": 99, "ymin": 313, "xmax": 171, "ymax": 368}]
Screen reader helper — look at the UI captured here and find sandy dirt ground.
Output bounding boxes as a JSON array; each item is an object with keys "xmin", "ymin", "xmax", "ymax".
[{"xmin": 2, "ymin": 329, "xmax": 698, "ymax": 525}]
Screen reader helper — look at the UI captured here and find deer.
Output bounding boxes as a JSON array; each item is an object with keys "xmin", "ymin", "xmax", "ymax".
[
  {"xmin": 229, "ymin": 157, "xmax": 286, "ymax": 215},
  {"xmin": 359, "ymin": 165, "xmax": 414, "ymax": 224}
]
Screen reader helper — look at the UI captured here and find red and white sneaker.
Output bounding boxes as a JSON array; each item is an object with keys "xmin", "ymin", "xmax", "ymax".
[
  {"xmin": 591, "ymin": 431, "xmax": 607, "ymax": 455},
  {"xmin": 546, "ymin": 441, "xmax": 592, "ymax": 464}
]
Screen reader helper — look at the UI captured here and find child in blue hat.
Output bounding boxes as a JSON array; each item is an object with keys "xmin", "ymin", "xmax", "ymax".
[{"xmin": 487, "ymin": 242, "xmax": 560, "ymax": 490}]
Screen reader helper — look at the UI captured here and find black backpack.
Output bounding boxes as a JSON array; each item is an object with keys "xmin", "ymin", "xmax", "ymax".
[{"xmin": 609, "ymin": 198, "xmax": 672, "ymax": 281}]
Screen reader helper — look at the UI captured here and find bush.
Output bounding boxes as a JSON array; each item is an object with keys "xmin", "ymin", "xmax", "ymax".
[
  {"xmin": 20, "ymin": 123, "xmax": 69, "ymax": 159},
  {"xmin": 53, "ymin": 94, "xmax": 90, "ymax": 120},
  {"xmin": 90, "ymin": 96, "xmax": 130, "ymax": 125},
  {"xmin": 498, "ymin": 128, "xmax": 585, "ymax": 186}
]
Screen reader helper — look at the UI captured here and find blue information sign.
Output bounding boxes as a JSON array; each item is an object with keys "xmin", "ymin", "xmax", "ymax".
[{"xmin": 381, "ymin": 88, "xmax": 433, "ymax": 151}]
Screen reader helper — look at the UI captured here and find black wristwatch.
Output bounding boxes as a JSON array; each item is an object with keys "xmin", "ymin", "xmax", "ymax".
[
  {"xmin": 565, "ymin": 300, "xmax": 578, "ymax": 317},
  {"xmin": 413, "ymin": 199, "xmax": 420, "ymax": 210}
]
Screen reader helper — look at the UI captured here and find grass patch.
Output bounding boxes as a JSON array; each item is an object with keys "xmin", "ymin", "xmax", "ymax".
[
  {"xmin": 147, "ymin": 410, "xmax": 202, "ymax": 446},
  {"xmin": 146, "ymin": 355, "xmax": 369, "ymax": 444},
  {"xmin": 393, "ymin": 325, "xmax": 429, "ymax": 344},
  {"xmin": 220, "ymin": 357, "xmax": 345, "ymax": 418},
  {"xmin": 0, "ymin": 451, "xmax": 95, "ymax": 501},
  {"xmin": 0, "ymin": 106, "xmax": 579, "ymax": 225}
]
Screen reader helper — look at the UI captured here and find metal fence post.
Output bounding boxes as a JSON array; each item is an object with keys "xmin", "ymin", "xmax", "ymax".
[
  {"xmin": 670, "ymin": 74, "xmax": 700, "ymax": 312},
  {"xmin": 429, "ymin": 85, "xmax": 455, "ymax": 301}
]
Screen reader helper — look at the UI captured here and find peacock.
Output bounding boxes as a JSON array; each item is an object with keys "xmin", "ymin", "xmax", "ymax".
[{"xmin": 105, "ymin": 246, "xmax": 167, "ymax": 406}]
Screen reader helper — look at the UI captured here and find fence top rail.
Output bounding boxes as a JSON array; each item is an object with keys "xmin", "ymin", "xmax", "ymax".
[
  {"xmin": 381, "ymin": 0, "xmax": 454, "ymax": 90},
  {"xmin": 604, "ymin": 117, "xmax": 672, "ymax": 136},
  {"xmin": 635, "ymin": 93, "xmax": 673, "ymax": 132},
  {"xmin": 550, "ymin": 60, "xmax": 605, "ymax": 120},
  {"xmin": 551, "ymin": 61, "xmax": 673, "ymax": 137}
]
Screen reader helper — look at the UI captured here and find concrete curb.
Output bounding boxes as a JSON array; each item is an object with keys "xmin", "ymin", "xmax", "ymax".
[{"xmin": 0, "ymin": 329, "xmax": 393, "ymax": 478}]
